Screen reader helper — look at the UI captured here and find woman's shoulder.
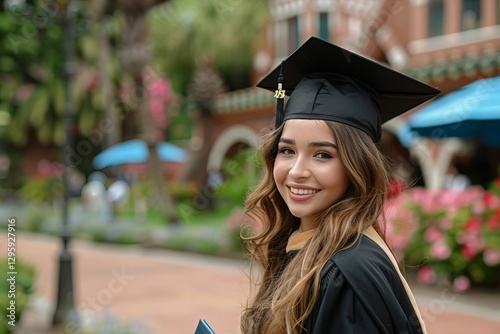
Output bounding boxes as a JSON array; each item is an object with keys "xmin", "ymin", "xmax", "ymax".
[
  {"xmin": 322, "ymin": 235, "xmax": 397, "ymax": 283},
  {"xmin": 312, "ymin": 236, "xmax": 424, "ymax": 334}
]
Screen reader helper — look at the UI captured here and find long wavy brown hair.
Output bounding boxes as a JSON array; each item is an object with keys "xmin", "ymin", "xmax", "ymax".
[{"xmin": 240, "ymin": 120, "xmax": 391, "ymax": 334}]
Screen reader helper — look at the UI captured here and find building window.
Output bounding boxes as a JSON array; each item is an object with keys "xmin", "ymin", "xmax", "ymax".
[
  {"xmin": 287, "ymin": 16, "xmax": 300, "ymax": 54},
  {"xmin": 428, "ymin": 0, "xmax": 444, "ymax": 37},
  {"xmin": 462, "ymin": 0, "xmax": 481, "ymax": 31},
  {"xmin": 319, "ymin": 12, "xmax": 329, "ymax": 41}
]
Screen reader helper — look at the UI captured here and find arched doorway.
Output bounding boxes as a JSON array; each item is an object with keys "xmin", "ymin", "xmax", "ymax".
[{"xmin": 207, "ymin": 125, "xmax": 259, "ymax": 173}]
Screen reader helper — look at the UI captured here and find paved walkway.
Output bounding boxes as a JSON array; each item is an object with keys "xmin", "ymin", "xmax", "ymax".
[{"xmin": 7, "ymin": 232, "xmax": 500, "ymax": 334}]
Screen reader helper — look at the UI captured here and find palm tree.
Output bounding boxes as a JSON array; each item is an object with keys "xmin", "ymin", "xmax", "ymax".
[
  {"xmin": 149, "ymin": 0, "xmax": 268, "ymax": 92},
  {"xmin": 86, "ymin": 0, "xmax": 122, "ymax": 148},
  {"xmin": 185, "ymin": 57, "xmax": 226, "ymax": 210},
  {"xmin": 148, "ymin": 0, "xmax": 268, "ymax": 209},
  {"xmin": 114, "ymin": 0, "xmax": 180, "ymax": 223}
]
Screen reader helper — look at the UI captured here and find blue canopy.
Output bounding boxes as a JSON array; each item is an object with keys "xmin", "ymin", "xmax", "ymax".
[
  {"xmin": 405, "ymin": 76, "xmax": 500, "ymax": 147},
  {"xmin": 93, "ymin": 139, "xmax": 188, "ymax": 169}
]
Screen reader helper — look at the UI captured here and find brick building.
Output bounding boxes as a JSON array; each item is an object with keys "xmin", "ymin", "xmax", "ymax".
[{"xmin": 207, "ymin": 0, "xmax": 500, "ymax": 188}]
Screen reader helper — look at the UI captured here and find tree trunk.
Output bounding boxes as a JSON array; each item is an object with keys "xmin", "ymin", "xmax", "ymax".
[
  {"xmin": 182, "ymin": 60, "xmax": 226, "ymax": 210},
  {"xmin": 189, "ymin": 113, "xmax": 215, "ymax": 211},
  {"xmin": 116, "ymin": 0, "xmax": 178, "ymax": 223},
  {"xmin": 96, "ymin": 14, "xmax": 120, "ymax": 148}
]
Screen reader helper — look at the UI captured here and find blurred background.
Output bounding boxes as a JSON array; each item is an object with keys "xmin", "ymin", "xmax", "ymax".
[{"xmin": 0, "ymin": 0, "xmax": 499, "ymax": 333}]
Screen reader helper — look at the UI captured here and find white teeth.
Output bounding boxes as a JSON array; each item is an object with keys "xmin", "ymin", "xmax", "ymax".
[{"xmin": 290, "ymin": 187, "xmax": 318, "ymax": 195}]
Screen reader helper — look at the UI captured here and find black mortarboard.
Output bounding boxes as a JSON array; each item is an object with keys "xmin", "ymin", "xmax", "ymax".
[{"xmin": 257, "ymin": 37, "xmax": 440, "ymax": 142}]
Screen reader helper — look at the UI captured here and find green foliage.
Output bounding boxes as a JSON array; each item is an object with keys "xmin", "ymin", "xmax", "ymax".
[
  {"xmin": 160, "ymin": 225, "xmax": 231, "ymax": 255},
  {"xmin": 215, "ymin": 148, "xmax": 261, "ymax": 207},
  {"xmin": 167, "ymin": 181, "xmax": 197, "ymax": 204},
  {"xmin": 18, "ymin": 177, "xmax": 63, "ymax": 204},
  {"xmin": 23, "ymin": 205, "xmax": 54, "ymax": 232},
  {"xmin": 0, "ymin": 257, "xmax": 36, "ymax": 334},
  {"xmin": 178, "ymin": 204, "xmax": 233, "ymax": 227},
  {"xmin": 165, "ymin": 101, "xmax": 195, "ymax": 141},
  {"xmin": 87, "ymin": 222, "xmax": 146, "ymax": 245},
  {"xmin": 119, "ymin": 179, "xmax": 197, "ymax": 224},
  {"xmin": 212, "ymin": 149, "xmax": 262, "ymax": 253},
  {"xmin": 148, "ymin": 0, "xmax": 269, "ymax": 93},
  {"xmin": 0, "ymin": 4, "xmax": 126, "ymax": 148}
]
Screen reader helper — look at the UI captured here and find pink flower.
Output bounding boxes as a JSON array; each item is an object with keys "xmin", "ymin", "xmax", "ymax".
[
  {"xmin": 409, "ymin": 187, "xmax": 427, "ymax": 205},
  {"xmin": 425, "ymin": 226, "xmax": 443, "ymax": 242},
  {"xmin": 387, "ymin": 233, "xmax": 410, "ymax": 250},
  {"xmin": 422, "ymin": 192, "xmax": 445, "ymax": 213},
  {"xmin": 464, "ymin": 217, "xmax": 481, "ymax": 233},
  {"xmin": 416, "ymin": 265, "xmax": 437, "ymax": 284},
  {"xmin": 37, "ymin": 160, "xmax": 64, "ymax": 178},
  {"xmin": 472, "ymin": 200, "xmax": 486, "ymax": 215},
  {"xmin": 387, "ymin": 177, "xmax": 406, "ymax": 198},
  {"xmin": 440, "ymin": 217, "xmax": 453, "ymax": 229},
  {"xmin": 459, "ymin": 232, "xmax": 486, "ymax": 258},
  {"xmin": 440, "ymin": 190, "xmax": 460, "ymax": 210},
  {"xmin": 390, "ymin": 185, "xmax": 500, "ymax": 288},
  {"xmin": 461, "ymin": 245, "xmax": 477, "ymax": 260},
  {"xmin": 384, "ymin": 194, "xmax": 406, "ymax": 219},
  {"xmin": 484, "ymin": 192, "xmax": 500, "ymax": 210},
  {"xmin": 483, "ymin": 249, "xmax": 500, "ymax": 266},
  {"xmin": 384, "ymin": 194, "xmax": 418, "ymax": 250},
  {"xmin": 453, "ymin": 276, "xmax": 471, "ymax": 292},
  {"xmin": 430, "ymin": 239, "xmax": 451, "ymax": 260},
  {"xmin": 146, "ymin": 77, "xmax": 172, "ymax": 130},
  {"xmin": 487, "ymin": 215, "xmax": 500, "ymax": 231},
  {"xmin": 457, "ymin": 187, "xmax": 483, "ymax": 206}
]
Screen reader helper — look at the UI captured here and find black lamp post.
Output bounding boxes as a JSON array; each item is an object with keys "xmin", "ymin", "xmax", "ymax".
[{"xmin": 53, "ymin": 0, "xmax": 77, "ymax": 326}]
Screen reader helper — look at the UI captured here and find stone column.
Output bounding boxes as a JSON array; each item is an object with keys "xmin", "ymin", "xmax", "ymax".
[{"xmin": 409, "ymin": 138, "xmax": 464, "ymax": 190}]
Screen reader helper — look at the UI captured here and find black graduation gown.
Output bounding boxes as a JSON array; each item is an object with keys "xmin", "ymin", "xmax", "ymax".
[{"xmin": 296, "ymin": 235, "xmax": 424, "ymax": 334}]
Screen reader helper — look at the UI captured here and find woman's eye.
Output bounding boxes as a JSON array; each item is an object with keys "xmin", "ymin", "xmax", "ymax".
[
  {"xmin": 278, "ymin": 148, "xmax": 294, "ymax": 155},
  {"xmin": 315, "ymin": 151, "xmax": 332, "ymax": 159}
]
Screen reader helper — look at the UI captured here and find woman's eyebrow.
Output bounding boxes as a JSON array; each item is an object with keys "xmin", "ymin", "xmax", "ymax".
[
  {"xmin": 279, "ymin": 138, "xmax": 337, "ymax": 149},
  {"xmin": 309, "ymin": 141, "xmax": 338, "ymax": 149},
  {"xmin": 279, "ymin": 138, "xmax": 295, "ymax": 145}
]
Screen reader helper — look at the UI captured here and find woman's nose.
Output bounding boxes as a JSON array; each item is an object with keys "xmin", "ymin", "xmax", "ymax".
[{"xmin": 288, "ymin": 156, "xmax": 311, "ymax": 179}]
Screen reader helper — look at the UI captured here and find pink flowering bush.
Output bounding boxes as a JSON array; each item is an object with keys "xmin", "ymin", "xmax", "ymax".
[{"xmin": 386, "ymin": 177, "xmax": 500, "ymax": 291}]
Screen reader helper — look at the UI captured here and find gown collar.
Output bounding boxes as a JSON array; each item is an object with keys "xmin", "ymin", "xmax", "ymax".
[{"xmin": 286, "ymin": 228, "xmax": 317, "ymax": 253}]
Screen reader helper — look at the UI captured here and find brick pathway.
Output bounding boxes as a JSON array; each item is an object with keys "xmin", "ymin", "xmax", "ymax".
[{"xmin": 7, "ymin": 232, "xmax": 500, "ymax": 334}]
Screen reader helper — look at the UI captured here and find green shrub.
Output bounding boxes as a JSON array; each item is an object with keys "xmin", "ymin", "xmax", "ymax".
[
  {"xmin": 18, "ymin": 177, "xmax": 63, "ymax": 204},
  {"xmin": 84, "ymin": 220, "xmax": 146, "ymax": 245},
  {"xmin": 0, "ymin": 257, "xmax": 36, "ymax": 334},
  {"xmin": 215, "ymin": 148, "xmax": 261, "ymax": 207},
  {"xmin": 160, "ymin": 226, "xmax": 230, "ymax": 255},
  {"xmin": 24, "ymin": 205, "xmax": 55, "ymax": 232},
  {"xmin": 387, "ymin": 178, "xmax": 500, "ymax": 291}
]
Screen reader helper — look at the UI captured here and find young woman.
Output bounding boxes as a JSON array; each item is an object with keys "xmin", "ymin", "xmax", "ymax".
[{"xmin": 240, "ymin": 37, "xmax": 440, "ymax": 334}]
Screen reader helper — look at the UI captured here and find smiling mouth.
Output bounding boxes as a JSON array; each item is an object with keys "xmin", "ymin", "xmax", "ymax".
[{"xmin": 289, "ymin": 187, "xmax": 319, "ymax": 195}]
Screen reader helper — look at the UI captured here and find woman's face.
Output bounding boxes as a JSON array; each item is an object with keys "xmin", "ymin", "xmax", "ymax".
[{"xmin": 273, "ymin": 120, "xmax": 350, "ymax": 230}]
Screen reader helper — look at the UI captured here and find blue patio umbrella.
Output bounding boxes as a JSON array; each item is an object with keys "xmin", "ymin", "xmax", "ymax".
[
  {"xmin": 93, "ymin": 139, "xmax": 188, "ymax": 169},
  {"xmin": 404, "ymin": 75, "xmax": 500, "ymax": 147}
]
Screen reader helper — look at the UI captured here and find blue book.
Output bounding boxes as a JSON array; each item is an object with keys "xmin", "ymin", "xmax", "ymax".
[{"xmin": 194, "ymin": 319, "xmax": 216, "ymax": 334}]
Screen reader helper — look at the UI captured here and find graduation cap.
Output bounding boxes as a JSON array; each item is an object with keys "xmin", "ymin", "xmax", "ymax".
[{"xmin": 257, "ymin": 36, "xmax": 440, "ymax": 142}]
